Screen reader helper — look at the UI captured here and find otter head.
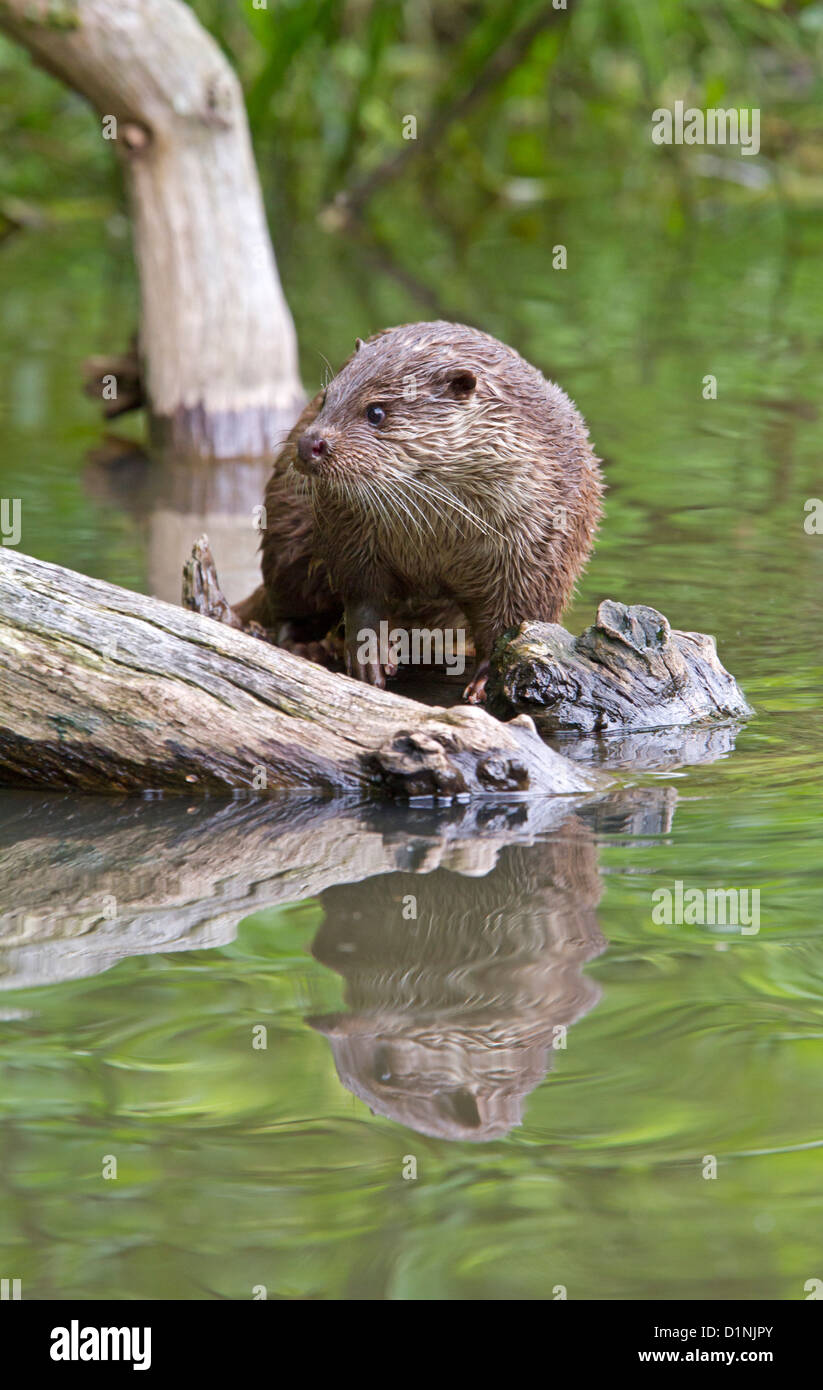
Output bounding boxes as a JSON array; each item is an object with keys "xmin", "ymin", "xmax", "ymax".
[{"xmin": 292, "ymin": 324, "xmax": 482, "ymax": 493}]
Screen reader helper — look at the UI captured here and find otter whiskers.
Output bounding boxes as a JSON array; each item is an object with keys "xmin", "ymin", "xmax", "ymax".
[
  {"xmin": 408, "ymin": 474, "xmax": 506, "ymax": 542},
  {"xmin": 377, "ymin": 465, "xmax": 501, "ymax": 544}
]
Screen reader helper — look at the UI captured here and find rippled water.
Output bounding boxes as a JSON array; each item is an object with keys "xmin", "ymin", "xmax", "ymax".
[{"xmin": 1, "ymin": 196, "xmax": 822, "ymax": 1299}]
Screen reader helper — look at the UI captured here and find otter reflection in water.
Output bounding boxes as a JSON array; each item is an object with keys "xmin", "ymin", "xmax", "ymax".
[{"xmin": 309, "ymin": 811, "xmax": 610, "ymax": 1143}]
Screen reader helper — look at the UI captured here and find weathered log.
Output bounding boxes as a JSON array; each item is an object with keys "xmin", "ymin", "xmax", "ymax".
[
  {"xmin": 0, "ymin": 546, "xmax": 595, "ymax": 799},
  {"xmin": 487, "ymin": 600, "xmax": 753, "ymax": 735},
  {"xmin": 0, "ymin": 0, "xmax": 304, "ymax": 458}
]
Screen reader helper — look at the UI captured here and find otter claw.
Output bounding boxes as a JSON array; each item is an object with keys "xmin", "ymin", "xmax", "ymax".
[
  {"xmin": 463, "ymin": 662, "xmax": 490, "ymax": 704},
  {"xmin": 345, "ymin": 646, "xmax": 386, "ymax": 688}
]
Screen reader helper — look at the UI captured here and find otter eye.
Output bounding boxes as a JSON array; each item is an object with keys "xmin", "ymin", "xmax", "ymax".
[{"xmin": 366, "ymin": 403, "xmax": 386, "ymax": 425}]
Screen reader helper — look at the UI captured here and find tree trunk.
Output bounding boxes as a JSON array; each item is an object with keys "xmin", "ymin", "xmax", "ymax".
[
  {"xmin": 0, "ymin": 0, "xmax": 304, "ymax": 458},
  {"xmin": 0, "ymin": 544, "xmax": 595, "ymax": 798}
]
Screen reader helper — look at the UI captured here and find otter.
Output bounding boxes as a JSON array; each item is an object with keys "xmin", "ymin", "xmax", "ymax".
[{"xmin": 235, "ymin": 321, "xmax": 603, "ymax": 701}]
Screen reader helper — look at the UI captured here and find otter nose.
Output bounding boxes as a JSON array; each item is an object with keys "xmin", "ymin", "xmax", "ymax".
[{"xmin": 297, "ymin": 432, "xmax": 329, "ymax": 467}]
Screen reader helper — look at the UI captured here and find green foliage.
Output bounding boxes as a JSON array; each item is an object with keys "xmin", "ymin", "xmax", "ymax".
[
  {"xmin": 190, "ymin": 0, "xmax": 823, "ymax": 222},
  {"xmin": 3, "ymin": 0, "xmax": 823, "ymax": 220}
]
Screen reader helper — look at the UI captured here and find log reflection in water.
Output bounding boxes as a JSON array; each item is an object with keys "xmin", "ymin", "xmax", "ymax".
[
  {"xmin": 0, "ymin": 792, "xmax": 591, "ymax": 989},
  {"xmin": 0, "ymin": 786, "xmax": 675, "ymax": 1144}
]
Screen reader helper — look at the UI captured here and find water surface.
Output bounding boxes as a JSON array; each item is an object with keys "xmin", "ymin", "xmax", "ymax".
[{"xmin": 0, "ymin": 188, "xmax": 821, "ymax": 1301}]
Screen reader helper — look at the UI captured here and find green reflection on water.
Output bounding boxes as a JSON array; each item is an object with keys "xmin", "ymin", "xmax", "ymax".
[{"xmin": 1, "ymin": 794, "xmax": 822, "ymax": 1301}]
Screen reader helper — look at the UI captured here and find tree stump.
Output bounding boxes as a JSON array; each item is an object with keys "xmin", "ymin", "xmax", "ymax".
[{"xmin": 487, "ymin": 600, "xmax": 753, "ymax": 735}]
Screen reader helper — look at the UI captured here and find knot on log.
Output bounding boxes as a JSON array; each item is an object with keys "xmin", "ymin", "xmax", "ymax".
[
  {"xmin": 584, "ymin": 599, "xmax": 672, "ymax": 656},
  {"xmin": 121, "ymin": 121, "xmax": 152, "ymax": 155},
  {"xmin": 368, "ymin": 722, "xmax": 535, "ymax": 800},
  {"xmin": 202, "ymin": 71, "xmax": 236, "ymax": 128},
  {"xmin": 476, "ymin": 753, "xmax": 529, "ymax": 792},
  {"xmin": 368, "ymin": 729, "xmax": 469, "ymax": 800}
]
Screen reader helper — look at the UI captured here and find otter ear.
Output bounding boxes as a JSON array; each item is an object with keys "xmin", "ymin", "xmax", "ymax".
[
  {"xmin": 354, "ymin": 337, "xmax": 364, "ymax": 352},
  {"xmin": 445, "ymin": 368, "xmax": 477, "ymax": 399}
]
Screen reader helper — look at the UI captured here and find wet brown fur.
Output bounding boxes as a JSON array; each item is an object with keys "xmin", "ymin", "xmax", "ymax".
[{"xmin": 237, "ymin": 321, "xmax": 603, "ymax": 686}]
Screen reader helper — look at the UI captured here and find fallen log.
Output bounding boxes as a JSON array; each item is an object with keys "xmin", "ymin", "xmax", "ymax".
[{"xmin": 0, "ymin": 546, "xmax": 594, "ymax": 799}]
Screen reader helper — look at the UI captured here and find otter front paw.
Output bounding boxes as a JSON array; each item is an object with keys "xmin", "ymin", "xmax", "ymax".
[
  {"xmin": 463, "ymin": 660, "xmax": 490, "ymax": 704},
  {"xmin": 343, "ymin": 600, "xmax": 395, "ymax": 688}
]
